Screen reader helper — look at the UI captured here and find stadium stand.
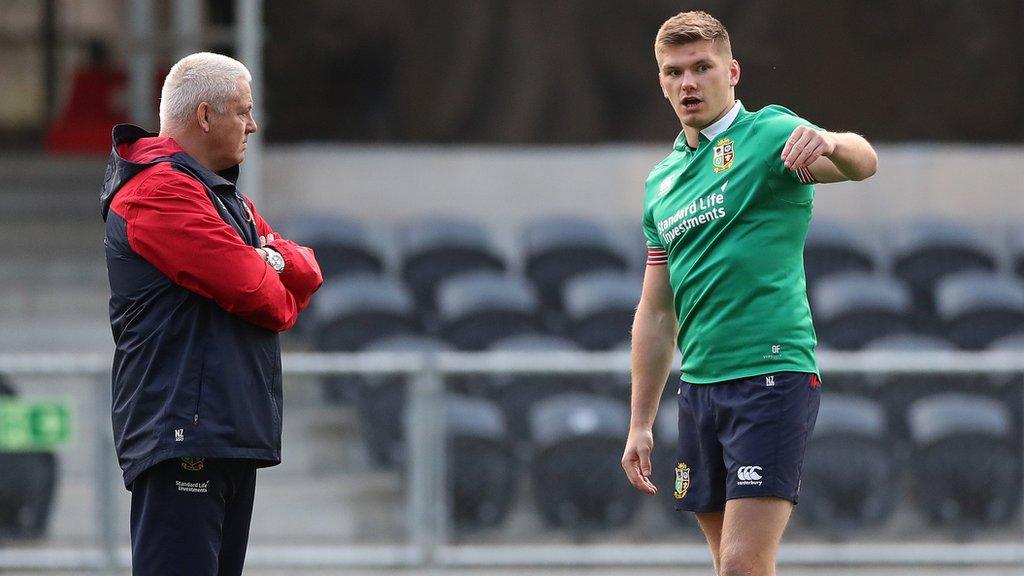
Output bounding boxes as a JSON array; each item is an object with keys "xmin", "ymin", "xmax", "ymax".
[
  {"xmin": 934, "ymin": 271, "xmax": 1024, "ymax": 349},
  {"xmin": 907, "ymin": 393, "xmax": 1021, "ymax": 536},
  {"xmin": 889, "ymin": 219, "xmax": 999, "ymax": 314},
  {"xmin": 810, "ymin": 273, "xmax": 915, "ymax": 349},
  {"xmin": 275, "ymin": 214, "xmax": 387, "ymax": 280},
  {"xmin": 561, "ymin": 270, "xmax": 641, "ymax": 350},
  {"xmin": 521, "ymin": 216, "xmax": 630, "ymax": 312},
  {"xmin": 310, "ymin": 274, "xmax": 419, "ymax": 352},
  {"xmin": 444, "ymin": 394, "xmax": 517, "ymax": 531},
  {"xmin": 803, "ymin": 218, "xmax": 877, "ymax": 285},
  {"xmin": 435, "ymin": 271, "xmax": 542, "ymax": 350},
  {"xmin": 528, "ymin": 393, "xmax": 637, "ymax": 532},
  {"xmin": 797, "ymin": 393, "xmax": 895, "ymax": 538},
  {"xmin": 398, "ymin": 216, "xmax": 506, "ymax": 314}
]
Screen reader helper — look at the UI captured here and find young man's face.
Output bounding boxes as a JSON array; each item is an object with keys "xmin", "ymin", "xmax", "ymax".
[
  {"xmin": 657, "ymin": 40, "xmax": 740, "ymax": 131},
  {"xmin": 206, "ymin": 77, "xmax": 257, "ymax": 171}
]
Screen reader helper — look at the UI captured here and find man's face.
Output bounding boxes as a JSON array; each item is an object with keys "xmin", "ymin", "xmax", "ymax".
[
  {"xmin": 657, "ymin": 40, "xmax": 739, "ymax": 130},
  {"xmin": 206, "ymin": 78, "xmax": 257, "ymax": 171}
]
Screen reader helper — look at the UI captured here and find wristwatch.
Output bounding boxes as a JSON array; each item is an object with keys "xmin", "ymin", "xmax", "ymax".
[{"xmin": 264, "ymin": 248, "xmax": 285, "ymax": 273}]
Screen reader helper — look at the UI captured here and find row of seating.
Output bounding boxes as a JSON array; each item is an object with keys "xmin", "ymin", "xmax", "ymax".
[{"xmin": 368, "ymin": 388, "xmax": 1022, "ymax": 536}]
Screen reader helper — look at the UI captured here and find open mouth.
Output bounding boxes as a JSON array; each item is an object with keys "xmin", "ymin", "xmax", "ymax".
[{"xmin": 682, "ymin": 96, "xmax": 702, "ymax": 110}]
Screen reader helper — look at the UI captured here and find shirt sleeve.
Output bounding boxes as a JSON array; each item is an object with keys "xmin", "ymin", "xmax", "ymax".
[
  {"xmin": 642, "ymin": 209, "xmax": 668, "ymax": 267},
  {"xmin": 123, "ymin": 174, "xmax": 307, "ymax": 332},
  {"xmin": 247, "ymin": 197, "xmax": 324, "ymax": 306},
  {"xmin": 757, "ymin": 105, "xmax": 822, "ymax": 185}
]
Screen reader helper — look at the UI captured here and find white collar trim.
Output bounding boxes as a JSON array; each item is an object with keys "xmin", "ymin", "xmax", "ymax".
[{"xmin": 700, "ymin": 100, "xmax": 742, "ymax": 142}]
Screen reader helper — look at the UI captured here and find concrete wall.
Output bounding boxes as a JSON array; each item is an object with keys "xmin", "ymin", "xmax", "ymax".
[{"xmin": 260, "ymin": 143, "xmax": 1024, "ymax": 244}]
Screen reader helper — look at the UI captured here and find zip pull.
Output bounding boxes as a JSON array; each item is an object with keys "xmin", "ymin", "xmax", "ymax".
[{"xmin": 193, "ymin": 413, "xmax": 200, "ymax": 426}]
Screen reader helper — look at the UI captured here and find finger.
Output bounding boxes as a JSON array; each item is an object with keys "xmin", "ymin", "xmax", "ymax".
[
  {"xmin": 267, "ymin": 233, "xmax": 275, "ymax": 243},
  {"xmin": 785, "ymin": 131, "xmax": 818, "ymax": 169},
  {"xmin": 259, "ymin": 235, "xmax": 267, "ymax": 247},
  {"xmin": 781, "ymin": 127, "xmax": 804, "ymax": 162},
  {"xmin": 635, "ymin": 463, "xmax": 657, "ymax": 494},
  {"xmin": 793, "ymin": 140, "xmax": 827, "ymax": 170}
]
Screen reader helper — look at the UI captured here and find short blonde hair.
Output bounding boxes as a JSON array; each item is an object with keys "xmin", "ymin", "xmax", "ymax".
[
  {"xmin": 654, "ymin": 11, "xmax": 731, "ymax": 57},
  {"xmin": 159, "ymin": 52, "xmax": 251, "ymax": 131}
]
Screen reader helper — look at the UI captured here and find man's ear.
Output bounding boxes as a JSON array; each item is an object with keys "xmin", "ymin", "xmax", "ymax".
[{"xmin": 196, "ymin": 102, "xmax": 211, "ymax": 133}]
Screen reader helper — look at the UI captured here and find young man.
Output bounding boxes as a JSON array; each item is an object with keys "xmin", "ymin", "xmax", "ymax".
[
  {"xmin": 621, "ymin": 11, "xmax": 877, "ymax": 576},
  {"xmin": 101, "ymin": 52, "xmax": 323, "ymax": 575}
]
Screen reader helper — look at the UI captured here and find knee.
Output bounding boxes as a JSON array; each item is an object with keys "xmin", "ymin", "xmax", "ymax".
[{"xmin": 718, "ymin": 547, "xmax": 770, "ymax": 576}]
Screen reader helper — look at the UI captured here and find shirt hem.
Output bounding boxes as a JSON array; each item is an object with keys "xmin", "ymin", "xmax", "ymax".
[{"xmin": 680, "ymin": 363, "xmax": 819, "ymax": 385}]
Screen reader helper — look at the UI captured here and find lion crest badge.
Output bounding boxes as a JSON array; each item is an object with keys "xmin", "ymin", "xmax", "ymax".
[
  {"xmin": 712, "ymin": 138, "xmax": 734, "ymax": 173},
  {"xmin": 674, "ymin": 462, "xmax": 691, "ymax": 499},
  {"xmin": 180, "ymin": 457, "xmax": 205, "ymax": 472}
]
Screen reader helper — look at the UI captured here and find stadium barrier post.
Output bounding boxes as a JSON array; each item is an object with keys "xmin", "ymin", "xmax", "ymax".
[
  {"xmin": 94, "ymin": 370, "xmax": 120, "ymax": 574},
  {"xmin": 406, "ymin": 356, "xmax": 446, "ymax": 566}
]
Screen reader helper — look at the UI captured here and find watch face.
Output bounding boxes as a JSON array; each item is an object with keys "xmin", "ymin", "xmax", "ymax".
[{"xmin": 268, "ymin": 252, "xmax": 285, "ymax": 271}]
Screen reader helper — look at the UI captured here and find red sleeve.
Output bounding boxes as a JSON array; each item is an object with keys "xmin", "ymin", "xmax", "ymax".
[
  {"xmin": 247, "ymin": 198, "xmax": 324, "ymax": 303},
  {"xmin": 123, "ymin": 173, "xmax": 304, "ymax": 332}
]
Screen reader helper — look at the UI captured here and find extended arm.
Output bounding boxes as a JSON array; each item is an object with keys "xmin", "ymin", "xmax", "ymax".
[
  {"xmin": 782, "ymin": 126, "xmax": 878, "ymax": 184},
  {"xmin": 622, "ymin": 263, "xmax": 679, "ymax": 495}
]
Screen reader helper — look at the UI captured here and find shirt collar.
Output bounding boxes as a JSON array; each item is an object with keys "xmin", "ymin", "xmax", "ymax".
[{"xmin": 700, "ymin": 100, "xmax": 743, "ymax": 142}]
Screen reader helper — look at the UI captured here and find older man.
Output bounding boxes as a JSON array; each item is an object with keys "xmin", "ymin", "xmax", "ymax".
[{"xmin": 101, "ymin": 52, "xmax": 322, "ymax": 575}]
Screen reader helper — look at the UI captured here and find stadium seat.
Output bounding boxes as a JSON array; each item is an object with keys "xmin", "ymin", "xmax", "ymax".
[
  {"xmin": 528, "ymin": 393, "xmax": 638, "ymax": 532},
  {"xmin": 811, "ymin": 273, "xmax": 914, "ymax": 349},
  {"xmin": 889, "ymin": 220, "xmax": 998, "ymax": 313},
  {"xmin": 398, "ymin": 216, "xmax": 506, "ymax": 312},
  {"xmin": 445, "ymin": 394, "xmax": 517, "ymax": 531},
  {"xmin": 907, "ymin": 393, "xmax": 1021, "ymax": 535},
  {"xmin": 0, "ymin": 376, "xmax": 58, "ymax": 540},
  {"xmin": 1009, "ymin": 224, "xmax": 1024, "ymax": 278},
  {"xmin": 521, "ymin": 216, "xmax": 629, "ymax": 311},
  {"xmin": 482, "ymin": 333, "xmax": 592, "ymax": 448},
  {"xmin": 310, "ymin": 274, "xmax": 419, "ymax": 352},
  {"xmin": 435, "ymin": 272, "xmax": 542, "ymax": 350},
  {"xmin": 797, "ymin": 394, "xmax": 895, "ymax": 538},
  {"xmin": 562, "ymin": 271, "xmax": 641, "ymax": 350},
  {"xmin": 354, "ymin": 335, "xmax": 453, "ymax": 469},
  {"xmin": 803, "ymin": 219, "xmax": 876, "ymax": 284},
  {"xmin": 274, "ymin": 214, "xmax": 386, "ymax": 280},
  {"xmin": 934, "ymin": 272, "xmax": 1024, "ymax": 349}
]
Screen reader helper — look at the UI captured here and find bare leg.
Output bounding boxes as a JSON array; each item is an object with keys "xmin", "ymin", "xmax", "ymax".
[
  {"xmin": 717, "ymin": 497, "xmax": 793, "ymax": 576},
  {"xmin": 695, "ymin": 511, "xmax": 724, "ymax": 574}
]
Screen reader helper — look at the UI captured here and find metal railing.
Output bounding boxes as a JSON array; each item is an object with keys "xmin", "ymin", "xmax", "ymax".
[{"xmin": 0, "ymin": 350, "xmax": 1023, "ymax": 573}]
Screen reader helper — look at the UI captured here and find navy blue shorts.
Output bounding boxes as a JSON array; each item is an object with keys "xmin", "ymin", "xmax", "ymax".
[
  {"xmin": 129, "ymin": 457, "xmax": 257, "ymax": 576},
  {"xmin": 673, "ymin": 372, "xmax": 820, "ymax": 512}
]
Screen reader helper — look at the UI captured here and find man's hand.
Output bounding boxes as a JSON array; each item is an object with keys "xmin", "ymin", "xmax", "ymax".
[
  {"xmin": 259, "ymin": 233, "xmax": 275, "ymax": 247},
  {"xmin": 622, "ymin": 427, "xmax": 658, "ymax": 495},
  {"xmin": 781, "ymin": 126, "xmax": 836, "ymax": 170}
]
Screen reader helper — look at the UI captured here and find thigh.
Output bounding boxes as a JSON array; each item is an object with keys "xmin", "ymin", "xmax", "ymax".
[
  {"xmin": 675, "ymin": 382, "xmax": 728, "ymax": 512},
  {"xmin": 716, "ymin": 372, "xmax": 820, "ymax": 503},
  {"xmin": 217, "ymin": 461, "xmax": 257, "ymax": 576},
  {"xmin": 130, "ymin": 458, "xmax": 227, "ymax": 576},
  {"xmin": 719, "ymin": 496, "xmax": 793, "ymax": 574}
]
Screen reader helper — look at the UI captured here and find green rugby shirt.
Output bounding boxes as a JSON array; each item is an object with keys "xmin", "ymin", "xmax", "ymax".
[{"xmin": 642, "ymin": 101, "xmax": 822, "ymax": 384}]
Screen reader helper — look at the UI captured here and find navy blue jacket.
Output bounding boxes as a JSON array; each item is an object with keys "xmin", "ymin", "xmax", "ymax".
[{"xmin": 101, "ymin": 124, "xmax": 322, "ymax": 487}]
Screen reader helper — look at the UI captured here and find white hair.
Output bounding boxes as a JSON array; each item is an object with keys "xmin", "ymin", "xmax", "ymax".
[{"xmin": 158, "ymin": 52, "xmax": 251, "ymax": 131}]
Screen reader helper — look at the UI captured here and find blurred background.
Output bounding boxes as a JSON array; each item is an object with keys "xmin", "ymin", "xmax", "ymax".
[{"xmin": 1, "ymin": 0, "xmax": 1023, "ymax": 574}]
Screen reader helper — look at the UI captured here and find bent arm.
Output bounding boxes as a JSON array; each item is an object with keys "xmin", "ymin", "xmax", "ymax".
[
  {"xmin": 248, "ymin": 199, "xmax": 324, "ymax": 305},
  {"xmin": 810, "ymin": 131, "xmax": 878, "ymax": 183}
]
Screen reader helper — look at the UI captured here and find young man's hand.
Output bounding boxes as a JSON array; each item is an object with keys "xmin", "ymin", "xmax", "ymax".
[
  {"xmin": 781, "ymin": 126, "xmax": 836, "ymax": 170},
  {"xmin": 622, "ymin": 428, "xmax": 658, "ymax": 495}
]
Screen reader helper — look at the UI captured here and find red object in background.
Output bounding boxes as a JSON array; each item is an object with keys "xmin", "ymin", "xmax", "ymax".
[{"xmin": 45, "ymin": 67, "xmax": 128, "ymax": 154}]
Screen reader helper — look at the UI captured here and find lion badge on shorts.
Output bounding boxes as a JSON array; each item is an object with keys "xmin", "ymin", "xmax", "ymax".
[
  {"xmin": 180, "ymin": 457, "xmax": 205, "ymax": 472},
  {"xmin": 674, "ymin": 462, "xmax": 691, "ymax": 499}
]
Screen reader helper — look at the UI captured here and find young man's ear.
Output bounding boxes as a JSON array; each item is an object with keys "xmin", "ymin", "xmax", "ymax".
[{"xmin": 196, "ymin": 102, "xmax": 211, "ymax": 133}]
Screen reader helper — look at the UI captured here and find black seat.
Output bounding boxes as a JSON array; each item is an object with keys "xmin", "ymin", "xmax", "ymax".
[
  {"xmin": 435, "ymin": 272, "xmax": 541, "ymax": 350},
  {"xmin": 483, "ymin": 334, "xmax": 591, "ymax": 447},
  {"xmin": 804, "ymin": 219, "xmax": 876, "ymax": 284},
  {"xmin": 445, "ymin": 394, "xmax": 517, "ymax": 531},
  {"xmin": 907, "ymin": 393, "xmax": 1020, "ymax": 535},
  {"xmin": 522, "ymin": 217, "xmax": 629, "ymax": 311},
  {"xmin": 275, "ymin": 214, "xmax": 385, "ymax": 280},
  {"xmin": 355, "ymin": 335, "xmax": 453, "ymax": 469},
  {"xmin": 890, "ymin": 220, "xmax": 998, "ymax": 313},
  {"xmin": 562, "ymin": 271, "xmax": 641, "ymax": 350},
  {"xmin": 398, "ymin": 217, "xmax": 506, "ymax": 312},
  {"xmin": 1008, "ymin": 224, "xmax": 1024, "ymax": 278},
  {"xmin": 797, "ymin": 394, "xmax": 895, "ymax": 538},
  {"xmin": 811, "ymin": 273, "xmax": 914, "ymax": 349},
  {"xmin": 934, "ymin": 272, "xmax": 1024, "ymax": 349},
  {"xmin": 528, "ymin": 393, "xmax": 638, "ymax": 532},
  {"xmin": 310, "ymin": 274, "xmax": 419, "ymax": 352},
  {"xmin": 0, "ymin": 376, "xmax": 58, "ymax": 540}
]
